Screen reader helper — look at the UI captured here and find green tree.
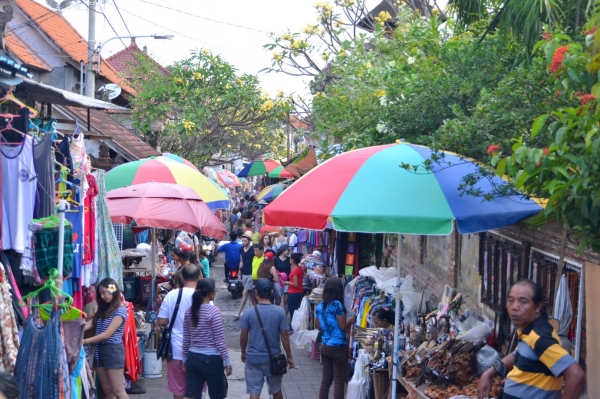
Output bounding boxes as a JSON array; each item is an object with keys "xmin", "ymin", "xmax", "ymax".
[{"xmin": 130, "ymin": 50, "xmax": 290, "ymax": 166}]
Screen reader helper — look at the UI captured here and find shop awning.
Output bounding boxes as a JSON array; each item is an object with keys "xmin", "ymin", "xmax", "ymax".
[{"xmin": 19, "ymin": 79, "xmax": 128, "ymax": 111}]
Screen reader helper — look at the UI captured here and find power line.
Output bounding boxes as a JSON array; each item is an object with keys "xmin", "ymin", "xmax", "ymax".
[
  {"xmin": 138, "ymin": 0, "xmax": 270, "ymax": 34},
  {"xmin": 109, "ymin": 4, "xmax": 264, "ymax": 63},
  {"xmin": 112, "ymin": 0, "xmax": 132, "ymax": 36}
]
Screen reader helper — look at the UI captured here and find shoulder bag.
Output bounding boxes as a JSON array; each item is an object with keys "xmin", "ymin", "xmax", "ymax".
[
  {"xmin": 254, "ymin": 305, "xmax": 287, "ymax": 376},
  {"xmin": 157, "ymin": 287, "xmax": 184, "ymax": 361}
]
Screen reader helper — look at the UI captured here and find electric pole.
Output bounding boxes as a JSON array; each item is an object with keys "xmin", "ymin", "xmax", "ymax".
[{"xmin": 85, "ymin": 0, "xmax": 96, "ymax": 98}]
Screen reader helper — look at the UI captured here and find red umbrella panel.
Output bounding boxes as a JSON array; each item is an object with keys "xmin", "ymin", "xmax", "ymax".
[{"xmin": 106, "ymin": 182, "xmax": 226, "ymax": 239}]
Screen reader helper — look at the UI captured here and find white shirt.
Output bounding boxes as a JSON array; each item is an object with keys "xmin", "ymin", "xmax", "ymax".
[
  {"xmin": 289, "ymin": 233, "xmax": 298, "ymax": 252},
  {"xmin": 158, "ymin": 287, "xmax": 195, "ymax": 360},
  {"xmin": 175, "ymin": 232, "xmax": 199, "ymax": 248}
]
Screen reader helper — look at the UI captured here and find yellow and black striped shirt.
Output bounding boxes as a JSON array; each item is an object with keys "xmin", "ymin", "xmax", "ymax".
[{"xmin": 504, "ymin": 316, "xmax": 576, "ymax": 399}]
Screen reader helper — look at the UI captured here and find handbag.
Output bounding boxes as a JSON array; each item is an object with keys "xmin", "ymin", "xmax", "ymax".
[
  {"xmin": 157, "ymin": 287, "xmax": 184, "ymax": 361},
  {"xmin": 254, "ymin": 305, "xmax": 287, "ymax": 376}
]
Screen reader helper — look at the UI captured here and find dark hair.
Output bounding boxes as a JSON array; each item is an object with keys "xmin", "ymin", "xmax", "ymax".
[
  {"xmin": 232, "ymin": 207, "xmax": 239, "ymax": 214},
  {"xmin": 188, "ymin": 251, "xmax": 198, "ymax": 264},
  {"xmin": 230, "ymin": 232, "xmax": 238, "ymax": 241},
  {"xmin": 322, "ymin": 278, "xmax": 345, "ymax": 313},
  {"xmin": 182, "ymin": 263, "xmax": 201, "ymax": 282},
  {"xmin": 255, "ymin": 244, "xmax": 264, "ymax": 251},
  {"xmin": 276, "ymin": 247, "xmax": 287, "ymax": 257},
  {"xmin": 245, "ymin": 221, "xmax": 252, "ymax": 228},
  {"xmin": 373, "ymin": 307, "xmax": 394, "ymax": 325},
  {"xmin": 260, "ymin": 234, "xmax": 272, "ymax": 245},
  {"xmin": 513, "ymin": 279, "xmax": 544, "ymax": 306},
  {"xmin": 245, "ymin": 195, "xmax": 250, "ymax": 200},
  {"xmin": 94, "ymin": 278, "xmax": 123, "ymax": 324},
  {"xmin": 170, "ymin": 248, "xmax": 182, "ymax": 258},
  {"xmin": 0, "ymin": 372, "xmax": 19, "ymax": 399},
  {"xmin": 290, "ymin": 252, "xmax": 303, "ymax": 265},
  {"xmin": 179, "ymin": 250, "xmax": 191, "ymax": 262},
  {"xmin": 190, "ymin": 278, "xmax": 216, "ymax": 327}
]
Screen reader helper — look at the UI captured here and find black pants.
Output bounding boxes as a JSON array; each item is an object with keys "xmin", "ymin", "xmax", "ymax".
[{"xmin": 185, "ymin": 353, "xmax": 228, "ymax": 399}]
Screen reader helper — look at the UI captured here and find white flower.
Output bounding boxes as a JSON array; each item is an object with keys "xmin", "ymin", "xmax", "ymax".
[
  {"xmin": 107, "ymin": 284, "xmax": 117, "ymax": 294},
  {"xmin": 379, "ymin": 95, "xmax": 388, "ymax": 106},
  {"xmin": 407, "ymin": 56, "xmax": 415, "ymax": 65},
  {"xmin": 376, "ymin": 122, "xmax": 389, "ymax": 134}
]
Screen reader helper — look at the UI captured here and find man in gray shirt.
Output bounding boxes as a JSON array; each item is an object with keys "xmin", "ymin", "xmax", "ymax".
[{"xmin": 240, "ymin": 278, "xmax": 295, "ymax": 399}]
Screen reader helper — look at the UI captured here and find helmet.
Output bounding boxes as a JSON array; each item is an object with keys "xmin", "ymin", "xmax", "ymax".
[{"xmin": 179, "ymin": 242, "xmax": 193, "ymax": 252}]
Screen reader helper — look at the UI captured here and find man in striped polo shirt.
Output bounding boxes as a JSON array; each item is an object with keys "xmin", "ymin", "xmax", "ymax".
[{"xmin": 477, "ymin": 280, "xmax": 584, "ymax": 399}]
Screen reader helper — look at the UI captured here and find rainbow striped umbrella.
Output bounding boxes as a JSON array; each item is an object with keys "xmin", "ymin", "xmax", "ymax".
[
  {"xmin": 267, "ymin": 165, "xmax": 295, "ymax": 179},
  {"xmin": 237, "ymin": 158, "xmax": 283, "ymax": 177},
  {"xmin": 162, "ymin": 153, "xmax": 199, "ymax": 171},
  {"xmin": 264, "ymin": 143, "xmax": 543, "ymax": 234},
  {"xmin": 257, "ymin": 183, "xmax": 287, "ymax": 202},
  {"xmin": 105, "ymin": 157, "xmax": 230, "ymax": 210}
]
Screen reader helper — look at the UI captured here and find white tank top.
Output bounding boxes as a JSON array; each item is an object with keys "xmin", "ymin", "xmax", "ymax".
[{"xmin": 2, "ymin": 136, "xmax": 37, "ymax": 252}]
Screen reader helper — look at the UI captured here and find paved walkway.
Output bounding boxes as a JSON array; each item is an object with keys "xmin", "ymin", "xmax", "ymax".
[{"xmin": 130, "ymin": 258, "xmax": 324, "ymax": 399}]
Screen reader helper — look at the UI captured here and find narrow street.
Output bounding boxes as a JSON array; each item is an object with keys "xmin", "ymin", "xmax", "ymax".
[{"xmin": 132, "ymin": 258, "xmax": 325, "ymax": 399}]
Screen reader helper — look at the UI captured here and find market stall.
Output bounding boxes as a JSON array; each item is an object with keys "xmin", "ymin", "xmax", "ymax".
[{"xmin": 264, "ymin": 143, "xmax": 544, "ymax": 399}]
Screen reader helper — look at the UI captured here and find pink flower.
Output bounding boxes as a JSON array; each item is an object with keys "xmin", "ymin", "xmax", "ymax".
[
  {"xmin": 580, "ymin": 94, "xmax": 597, "ymax": 105},
  {"xmin": 205, "ymin": 99, "xmax": 210, "ymax": 105},
  {"xmin": 487, "ymin": 144, "xmax": 500, "ymax": 155},
  {"xmin": 543, "ymin": 147, "xmax": 549, "ymax": 155}
]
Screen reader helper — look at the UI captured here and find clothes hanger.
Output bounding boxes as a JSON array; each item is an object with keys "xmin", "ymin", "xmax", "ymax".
[
  {"xmin": 21, "ymin": 269, "xmax": 74, "ymax": 309},
  {"xmin": 0, "ymin": 89, "xmax": 38, "ymax": 118}
]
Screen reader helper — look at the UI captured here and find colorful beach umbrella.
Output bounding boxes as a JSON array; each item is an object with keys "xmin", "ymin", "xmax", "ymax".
[
  {"xmin": 264, "ymin": 143, "xmax": 544, "ymax": 234},
  {"xmin": 257, "ymin": 183, "xmax": 287, "ymax": 202},
  {"xmin": 202, "ymin": 166, "xmax": 220, "ymax": 183},
  {"xmin": 267, "ymin": 165, "xmax": 295, "ymax": 179},
  {"xmin": 105, "ymin": 157, "xmax": 230, "ymax": 210},
  {"xmin": 162, "ymin": 153, "xmax": 199, "ymax": 171},
  {"xmin": 237, "ymin": 158, "xmax": 284, "ymax": 177},
  {"xmin": 215, "ymin": 169, "xmax": 241, "ymax": 187},
  {"xmin": 106, "ymin": 182, "xmax": 226, "ymax": 239}
]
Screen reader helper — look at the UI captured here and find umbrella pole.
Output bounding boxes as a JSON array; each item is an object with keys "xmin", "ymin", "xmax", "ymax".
[
  {"xmin": 391, "ymin": 235, "xmax": 402, "ymax": 399},
  {"xmin": 150, "ymin": 227, "xmax": 157, "ymax": 350}
]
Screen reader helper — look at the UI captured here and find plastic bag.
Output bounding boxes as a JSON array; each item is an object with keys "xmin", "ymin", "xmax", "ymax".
[
  {"xmin": 289, "ymin": 329, "xmax": 319, "ymax": 347},
  {"xmin": 347, "ymin": 349, "xmax": 369, "ymax": 399},
  {"xmin": 476, "ymin": 344, "xmax": 499, "ymax": 375},
  {"xmin": 460, "ymin": 324, "xmax": 493, "ymax": 343},
  {"xmin": 291, "ymin": 297, "xmax": 310, "ymax": 331}
]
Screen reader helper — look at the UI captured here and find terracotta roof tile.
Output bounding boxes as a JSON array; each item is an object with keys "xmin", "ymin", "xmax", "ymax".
[
  {"xmin": 13, "ymin": 0, "xmax": 135, "ymax": 95},
  {"xmin": 106, "ymin": 42, "xmax": 170, "ymax": 76},
  {"xmin": 5, "ymin": 27, "xmax": 52, "ymax": 71},
  {"xmin": 66, "ymin": 105, "xmax": 160, "ymax": 160}
]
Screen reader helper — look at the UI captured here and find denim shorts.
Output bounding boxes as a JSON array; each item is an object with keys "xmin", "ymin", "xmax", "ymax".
[
  {"xmin": 93, "ymin": 343, "xmax": 125, "ymax": 369},
  {"xmin": 245, "ymin": 362, "xmax": 283, "ymax": 395},
  {"xmin": 242, "ymin": 275, "xmax": 254, "ymax": 290}
]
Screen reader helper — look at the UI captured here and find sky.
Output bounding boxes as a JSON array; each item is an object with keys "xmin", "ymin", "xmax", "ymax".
[{"xmin": 55, "ymin": 0, "xmax": 380, "ymax": 98}]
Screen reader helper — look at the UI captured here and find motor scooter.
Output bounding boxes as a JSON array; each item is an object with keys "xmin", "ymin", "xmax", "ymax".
[
  {"xmin": 201, "ymin": 236, "xmax": 217, "ymax": 266},
  {"xmin": 227, "ymin": 268, "xmax": 244, "ymax": 299}
]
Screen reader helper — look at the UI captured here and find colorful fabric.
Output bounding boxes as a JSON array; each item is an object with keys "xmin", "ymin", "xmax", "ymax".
[
  {"xmin": 264, "ymin": 143, "xmax": 544, "ymax": 234},
  {"xmin": 33, "ymin": 225, "xmax": 74, "ymax": 278},
  {"xmin": 123, "ymin": 301, "xmax": 141, "ymax": 381},
  {"xmin": 82, "ymin": 173, "xmax": 98, "ymax": 265},
  {"xmin": 0, "ymin": 263, "xmax": 19, "ymax": 373},
  {"xmin": 66, "ymin": 208, "xmax": 83, "ymax": 278},
  {"xmin": 251, "ymin": 255, "xmax": 264, "ymax": 280},
  {"xmin": 94, "ymin": 170, "xmax": 123, "ymax": 288},
  {"xmin": 504, "ymin": 316, "xmax": 576, "ymax": 399}
]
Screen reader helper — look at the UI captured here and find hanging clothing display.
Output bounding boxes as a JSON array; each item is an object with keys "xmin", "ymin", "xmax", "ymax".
[
  {"xmin": 2, "ymin": 135, "xmax": 37, "ymax": 253},
  {"xmin": 33, "ymin": 132, "xmax": 56, "ymax": 218},
  {"xmin": 14, "ymin": 310, "xmax": 62, "ymax": 399},
  {"xmin": 123, "ymin": 301, "xmax": 141, "ymax": 382},
  {"xmin": 54, "ymin": 136, "xmax": 73, "ymax": 183},
  {"xmin": 0, "ymin": 262, "xmax": 19, "ymax": 373},
  {"xmin": 32, "ymin": 216, "xmax": 74, "ymax": 278},
  {"xmin": 82, "ymin": 173, "xmax": 97, "ymax": 266},
  {"xmin": 94, "ymin": 170, "xmax": 123, "ymax": 288}
]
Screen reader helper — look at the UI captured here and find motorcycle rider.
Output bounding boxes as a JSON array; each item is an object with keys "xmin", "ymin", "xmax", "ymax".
[{"xmin": 218, "ymin": 232, "xmax": 242, "ymax": 283}]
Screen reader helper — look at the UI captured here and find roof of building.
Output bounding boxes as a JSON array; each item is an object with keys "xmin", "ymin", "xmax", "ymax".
[
  {"xmin": 106, "ymin": 41, "xmax": 170, "ymax": 76},
  {"xmin": 5, "ymin": 27, "xmax": 52, "ymax": 71},
  {"xmin": 13, "ymin": 0, "xmax": 134, "ymax": 94},
  {"xmin": 65, "ymin": 105, "xmax": 160, "ymax": 160}
]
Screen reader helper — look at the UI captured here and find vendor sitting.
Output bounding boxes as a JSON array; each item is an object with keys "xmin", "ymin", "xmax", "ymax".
[{"xmin": 372, "ymin": 307, "xmax": 394, "ymax": 330}]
